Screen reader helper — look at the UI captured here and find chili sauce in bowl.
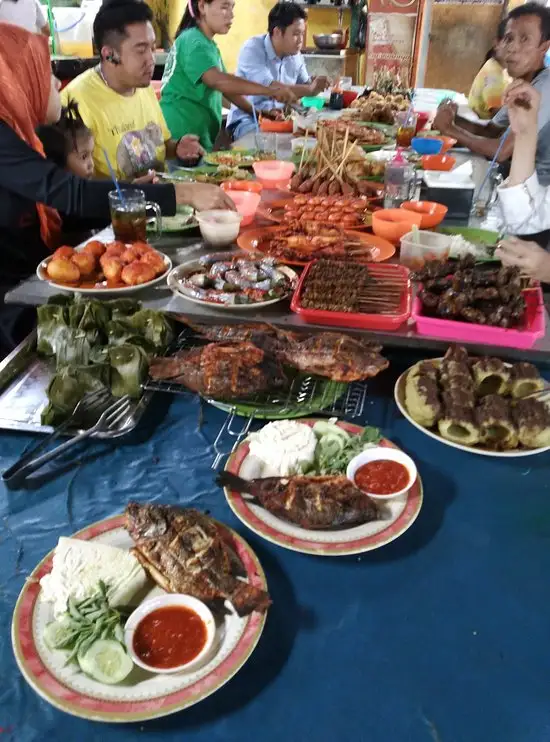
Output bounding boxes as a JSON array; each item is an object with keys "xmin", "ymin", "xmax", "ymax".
[
  {"xmin": 346, "ymin": 446, "xmax": 417, "ymax": 499},
  {"xmin": 125, "ymin": 594, "xmax": 216, "ymax": 674}
]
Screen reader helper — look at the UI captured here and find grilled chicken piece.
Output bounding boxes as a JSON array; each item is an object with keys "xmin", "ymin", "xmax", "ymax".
[
  {"xmin": 217, "ymin": 472, "xmax": 379, "ymax": 530},
  {"xmin": 274, "ymin": 333, "xmax": 388, "ymax": 382},
  {"xmin": 125, "ymin": 502, "xmax": 271, "ymax": 616},
  {"xmin": 149, "ymin": 341, "xmax": 287, "ymax": 398}
]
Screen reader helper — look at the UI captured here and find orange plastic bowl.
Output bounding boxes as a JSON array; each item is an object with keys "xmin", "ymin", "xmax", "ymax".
[
  {"xmin": 224, "ymin": 190, "xmax": 262, "ymax": 227},
  {"xmin": 421, "ymin": 154, "xmax": 456, "ymax": 172},
  {"xmin": 400, "ymin": 200, "xmax": 448, "ymax": 229},
  {"xmin": 221, "ymin": 180, "xmax": 263, "ymax": 194},
  {"xmin": 259, "ymin": 117, "xmax": 293, "ymax": 133},
  {"xmin": 371, "ymin": 209, "xmax": 423, "ymax": 244},
  {"xmin": 253, "ymin": 160, "xmax": 295, "ymax": 189}
]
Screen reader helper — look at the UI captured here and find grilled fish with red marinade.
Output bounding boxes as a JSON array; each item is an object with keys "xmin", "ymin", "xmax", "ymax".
[
  {"xmin": 125, "ymin": 502, "xmax": 271, "ymax": 616},
  {"xmin": 149, "ymin": 341, "xmax": 287, "ymax": 398},
  {"xmin": 217, "ymin": 472, "xmax": 379, "ymax": 530}
]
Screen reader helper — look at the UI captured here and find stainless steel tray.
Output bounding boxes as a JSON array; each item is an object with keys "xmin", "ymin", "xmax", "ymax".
[{"xmin": 0, "ymin": 332, "xmax": 151, "ymax": 439}]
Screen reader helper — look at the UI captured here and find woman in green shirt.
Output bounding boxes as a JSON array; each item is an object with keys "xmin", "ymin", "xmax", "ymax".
[{"xmin": 160, "ymin": 0, "xmax": 295, "ymax": 151}]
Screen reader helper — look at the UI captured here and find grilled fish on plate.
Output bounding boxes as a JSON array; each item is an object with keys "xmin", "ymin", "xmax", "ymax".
[
  {"xmin": 125, "ymin": 502, "xmax": 271, "ymax": 616},
  {"xmin": 217, "ymin": 472, "xmax": 379, "ymax": 530}
]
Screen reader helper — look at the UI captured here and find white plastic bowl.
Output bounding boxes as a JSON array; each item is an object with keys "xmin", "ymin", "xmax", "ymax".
[
  {"xmin": 125, "ymin": 593, "xmax": 216, "ymax": 674},
  {"xmin": 196, "ymin": 209, "xmax": 243, "ymax": 246},
  {"xmin": 346, "ymin": 446, "xmax": 417, "ymax": 500}
]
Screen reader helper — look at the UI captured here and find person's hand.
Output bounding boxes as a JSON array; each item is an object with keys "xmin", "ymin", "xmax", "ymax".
[
  {"xmin": 133, "ymin": 170, "xmax": 158, "ymax": 184},
  {"xmin": 433, "ymin": 103, "xmax": 455, "ymax": 134},
  {"xmin": 495, "ymin": 237, "xmax": 550, "ymax": 282},
  {"xmin": 174, "ymin": 182, "xmax": 236, "ymax": 212},
  {"xmin": 504, "ymin": 81, "xmax": 540, "ymax": 137},
  {"xmin": 270, "ymin": 83, "xmax": 297, "ymax": 105},
  {"xmin": 176, "ymin": 134, "xmax": 205, "ymax": 161},
  {"xmin": 310, "ymin": 76, "xmax": 331, "ymax": 95},
  {"xmin": 262, "ymin": 108, "xmax": 285, "ymax": 121}
]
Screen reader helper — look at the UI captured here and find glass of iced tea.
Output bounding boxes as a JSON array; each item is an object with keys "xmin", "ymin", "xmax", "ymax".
[
  {"xmin": 395, "ymin": 111, "xmax": 418, "ymax": 148},
  {"xmin": 109, "ymin": 189, "xmax": 162, "ymax": 243}
]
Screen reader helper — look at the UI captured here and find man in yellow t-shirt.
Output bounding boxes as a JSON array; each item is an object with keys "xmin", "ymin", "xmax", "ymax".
[{"xmin": 62, "ymin": 0, "xmax": 203, "ymax": 180}]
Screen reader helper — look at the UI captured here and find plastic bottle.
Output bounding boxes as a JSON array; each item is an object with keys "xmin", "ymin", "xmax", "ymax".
[{"xmin": 383, "ymin": 148, "xmax": 416, "ymax": 208}]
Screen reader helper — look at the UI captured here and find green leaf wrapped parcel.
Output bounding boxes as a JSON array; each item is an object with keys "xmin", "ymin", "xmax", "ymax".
[{"xmin": 36, "ymin": 295, "xmax": 174, "ymax": 424}]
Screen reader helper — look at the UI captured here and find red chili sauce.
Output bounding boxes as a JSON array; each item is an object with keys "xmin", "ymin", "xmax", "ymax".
[
  {"xmin": 354, "ymin": 460, "xmax": 409, "ymax": 496},
  {"xmin": 133, "ymin": 606, "xmax": 207, "ymax": 669}
]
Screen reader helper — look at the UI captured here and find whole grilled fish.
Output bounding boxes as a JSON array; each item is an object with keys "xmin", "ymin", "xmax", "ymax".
[
  {"xmin": 149, "ymin": 341, "xmax": 287, "ymax": 399},
  {"xmin": 273, "ymin": 333, "xmax": 388, "ymax": 383},
  {"xmin": 125, "ymin": 502, "xmax": 271, "ymax": 616},
  {"xmin": 217, "ymin": 472, "xmax": 378, "ymax": 530}
]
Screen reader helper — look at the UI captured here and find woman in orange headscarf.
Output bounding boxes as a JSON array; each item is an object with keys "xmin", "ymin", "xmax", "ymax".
[{"xmin": 0, "ymin": 23, "xmax": 231, "ymax": 355}]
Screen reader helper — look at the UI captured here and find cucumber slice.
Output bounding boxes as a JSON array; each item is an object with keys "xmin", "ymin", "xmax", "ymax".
[
  {"xmin": 313, "ymin": 421, "xmax": 350, "ymax": 442},
  {"xmin": 43, "ymin": 619, "xmax": 76, "ymax": 651},
  {"xmin": 317, "ymin": 432, "xmax": 345, "ymax": 460},
  {"xmin": 78, "ymin": 639, "xmax": 134, "ymax": 684}
]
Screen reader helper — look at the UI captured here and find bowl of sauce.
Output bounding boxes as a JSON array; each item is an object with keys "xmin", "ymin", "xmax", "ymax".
[
  {"xmin": 125, "ymin": 594, "xmax": 216, "ymax": 674},
  {"xmin": 346, "ymin": 446, "xmax": 417, "ymax": 499}
]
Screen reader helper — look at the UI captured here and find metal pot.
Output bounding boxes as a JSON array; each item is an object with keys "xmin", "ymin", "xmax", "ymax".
[{"xmin": 313, "ymin": 32, "xmax": 347, "ymax": 50}]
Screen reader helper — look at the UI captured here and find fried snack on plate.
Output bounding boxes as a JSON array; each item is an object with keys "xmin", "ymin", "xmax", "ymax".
[
  {"xmin": 82, "ymin": 240, "xmax": 106, "ymax": 258},
  {"xmin": 47, "ymin": 258, "xmax": 80, "ymax": 283},
  {"xmin": 71, "ymin": 251, "xmax": 96, "ymax": 277},
  {"xmin": 120, "ymin": 247, "xmax": 139, "ymax": 264},
  {"xmin": 471, "ymin": 357, "xmax": 510, "ymax": 397},
  {"xmin": 100, "ymin": 255, "xmax": 124, "ymax": 282},
  {"xmin": 476, "ymin": 394, "xmax": 518, "ymax": 450},
  {"xmin": 513, "ymin": 398, "xmax": 550, "ymax": 448},
  {"xmin": 405, "ymin": 368, "xmax": 441, "ymax": 427},
  {"xmin": 104, "ymin": 241, "xmax": 125, "ymax": 255},
  {"xmin": 509, "ymin": 362, "xmax": 545, "ymax": 399},
  {"xmin": 139, "ymin": 248, "xmax": 166, "ymax": 273},
  {"xmin": 121, "ymin": 261, "xmax": 157, "ymax": 286},
  {"xmin": 438, "ymin": 405, "xmax": 481, "ymax": 446},
  {"xmin": 52, "ymin": 246, "xmax": 75, "ymax": 260}
]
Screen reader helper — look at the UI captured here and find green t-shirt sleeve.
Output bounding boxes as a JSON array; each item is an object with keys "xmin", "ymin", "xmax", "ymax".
[{"xmin": 180, "ymin": 32, "xmax": 222, "ymax": 85}]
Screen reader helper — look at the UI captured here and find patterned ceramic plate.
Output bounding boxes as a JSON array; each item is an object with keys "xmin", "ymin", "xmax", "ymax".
[
  {"xmin": 11, "ymin": 515, "xmax": 267, "ymax": 723},
  {"xmin": 223, "ymin": 419, "xmax": 423, "ymax": 556},
  {"xmin": 395, "ymin": 359, "xmax": 550, "ymax": 458}
]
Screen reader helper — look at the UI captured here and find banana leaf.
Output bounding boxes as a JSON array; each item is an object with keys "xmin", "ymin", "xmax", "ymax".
[
  {"xmin": 126, "ymin": 310, "xmax": 174, "ymax": 351},
  {"xmin": 46, "ymin": 294, "xmax": 73, "ymax": 307},
  {"xmin": 106, "ymin": 320, "xmax": 156, "ymax": 354},
  {"xmin": 68, "ymin": 299, "xmax": 109, "ymax": 336},
  {"xmin": 41, "ymin": 364, "xmax": 109, "ymax": 425},
  {"xmin": 105, "ymin": 298, "xmax": 141, "ymax": 320},
  {"xmin": 55, "ymin": 330, "xmax": 93, "ymax": 368},
  {"xmin": 108, "ymin": 344, "xmax": 148, "ymax": 398},
  {"xmin": 36, "ymin": 304, "xmax": 70, "ymax": 356}
]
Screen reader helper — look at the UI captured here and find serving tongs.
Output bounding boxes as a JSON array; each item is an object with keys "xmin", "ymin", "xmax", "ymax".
[{"xmin": 2, "ymin": 390, "xmax": 132, "ymax": 483}]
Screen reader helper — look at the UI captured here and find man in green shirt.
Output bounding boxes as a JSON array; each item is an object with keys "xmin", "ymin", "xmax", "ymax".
[{"xmin": 160, "ymin": 0, "xmax": 296, "ymax": 151}]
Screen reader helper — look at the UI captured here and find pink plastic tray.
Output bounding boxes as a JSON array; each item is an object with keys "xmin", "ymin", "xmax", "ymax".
[{"xmin": 412, "ymin": 286, "xmax": 545, "ymax": 349}]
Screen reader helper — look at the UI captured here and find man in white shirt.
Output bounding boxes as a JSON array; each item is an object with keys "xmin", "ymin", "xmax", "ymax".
[{"xmin": 0, "ymin": 0, "xmax": 50, "ymax": 35}]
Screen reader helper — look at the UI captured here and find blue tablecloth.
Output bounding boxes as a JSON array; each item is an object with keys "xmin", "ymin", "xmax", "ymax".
[{"xmin": 1, "ymin": 351, "xmax": 550, "ymax": 742}]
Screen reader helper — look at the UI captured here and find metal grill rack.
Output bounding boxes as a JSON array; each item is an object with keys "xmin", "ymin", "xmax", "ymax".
[{"xmin": 144, "ymin": 325, "xmax": 369, "ymax": 468}]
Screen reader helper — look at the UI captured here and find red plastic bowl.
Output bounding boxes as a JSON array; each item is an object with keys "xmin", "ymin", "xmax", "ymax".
[
  {"xmin": 221, "ymin": 180, "xmax": 263, "ymax": 194},
  {"xmin": 224, "ymin": 190, "xmax": 262, "ymax": 227},
  {"xmin": 414, "ymin": 111, "xmax": 430, "ymax": 133},
  {"xmin": 253, "ymin": 160, "xmax": 295, "ymax": 189},
  {"xmin": 342, "ymin": 90, "xmax": 359, "ymax": 108}
]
